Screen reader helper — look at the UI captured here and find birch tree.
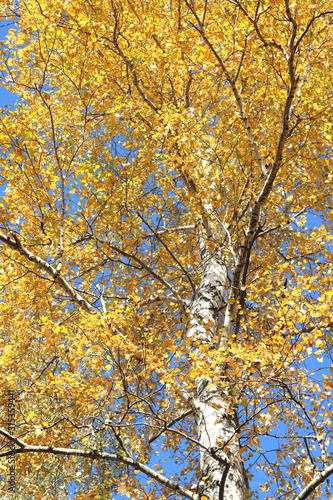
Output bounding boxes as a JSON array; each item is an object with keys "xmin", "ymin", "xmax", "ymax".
[{"xmin": 0, "ymin": 0, "xmax": 332, "ymax": 499}]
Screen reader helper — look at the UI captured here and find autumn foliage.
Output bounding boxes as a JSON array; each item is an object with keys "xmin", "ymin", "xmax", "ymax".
[{"xmin": 0, "ymin": 0, "xmax": 332, "ymax": 499}]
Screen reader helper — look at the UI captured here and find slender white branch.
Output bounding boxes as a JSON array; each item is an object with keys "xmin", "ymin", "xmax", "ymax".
[
  {"xmin": 0, "ymin": 427, "xmax": 198, "ymax": 500},
  {"xmin": 0, "ymin": 232, "xmax": 96, "ymax": 314},
  {"xmin": 143, "ymin": 225, "xmax": 195, "ymax": 239},
  {"xmin": 294, "ymin": 463, "xmax": 333, "ymax": 500}
]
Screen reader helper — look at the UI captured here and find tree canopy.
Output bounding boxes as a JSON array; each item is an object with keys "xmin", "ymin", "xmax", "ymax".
[{"xmin": 0, "ymin": 0, "xmax": 333, "ymax": 499}]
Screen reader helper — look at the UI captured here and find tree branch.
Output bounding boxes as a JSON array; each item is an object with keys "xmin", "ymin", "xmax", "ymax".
[
  {"xmin": 185, "ymin": 0, "xmax": 267, "ymax": 177},
  {"xmin": 94, "ymin": 237, "xmax": 185, "ymax": 305},
  {"xmin": 136, "ymin": 212, "xmax": 196, "ymax": 293},
  {"xmin": 0, "ymin": 232, "xmax": 96, "ymax": 313},
  {"xmin": 294, "ymin": 463, "xmax": 333, "ymax": 500},
  {"xmin": 0, "ymin": 427, "xmax": 199, "ymax": 500},
  {"xmin": 148, "ymin": 409, "xmax": 193, "ymax": 444}
]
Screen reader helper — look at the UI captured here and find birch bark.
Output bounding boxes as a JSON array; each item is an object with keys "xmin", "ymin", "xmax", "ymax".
[{"xmin": 187, "ymin": 235, "xmax": 244, "ymax": 500}]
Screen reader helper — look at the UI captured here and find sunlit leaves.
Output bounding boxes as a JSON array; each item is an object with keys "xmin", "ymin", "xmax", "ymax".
[{"xmin": 0, "ymin": 0, "xmax": 332, "ymax": 498}]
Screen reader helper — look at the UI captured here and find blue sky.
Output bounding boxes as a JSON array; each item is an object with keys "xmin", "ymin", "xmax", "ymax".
[{"xmin": 0, "ymin": 86, "xmax": 17, "ymax": 108}]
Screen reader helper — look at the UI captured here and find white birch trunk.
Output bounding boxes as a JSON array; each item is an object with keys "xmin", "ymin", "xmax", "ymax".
[{"xmin": 187, "ymin": 246, "xmax": 244, "ymax": 500}]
